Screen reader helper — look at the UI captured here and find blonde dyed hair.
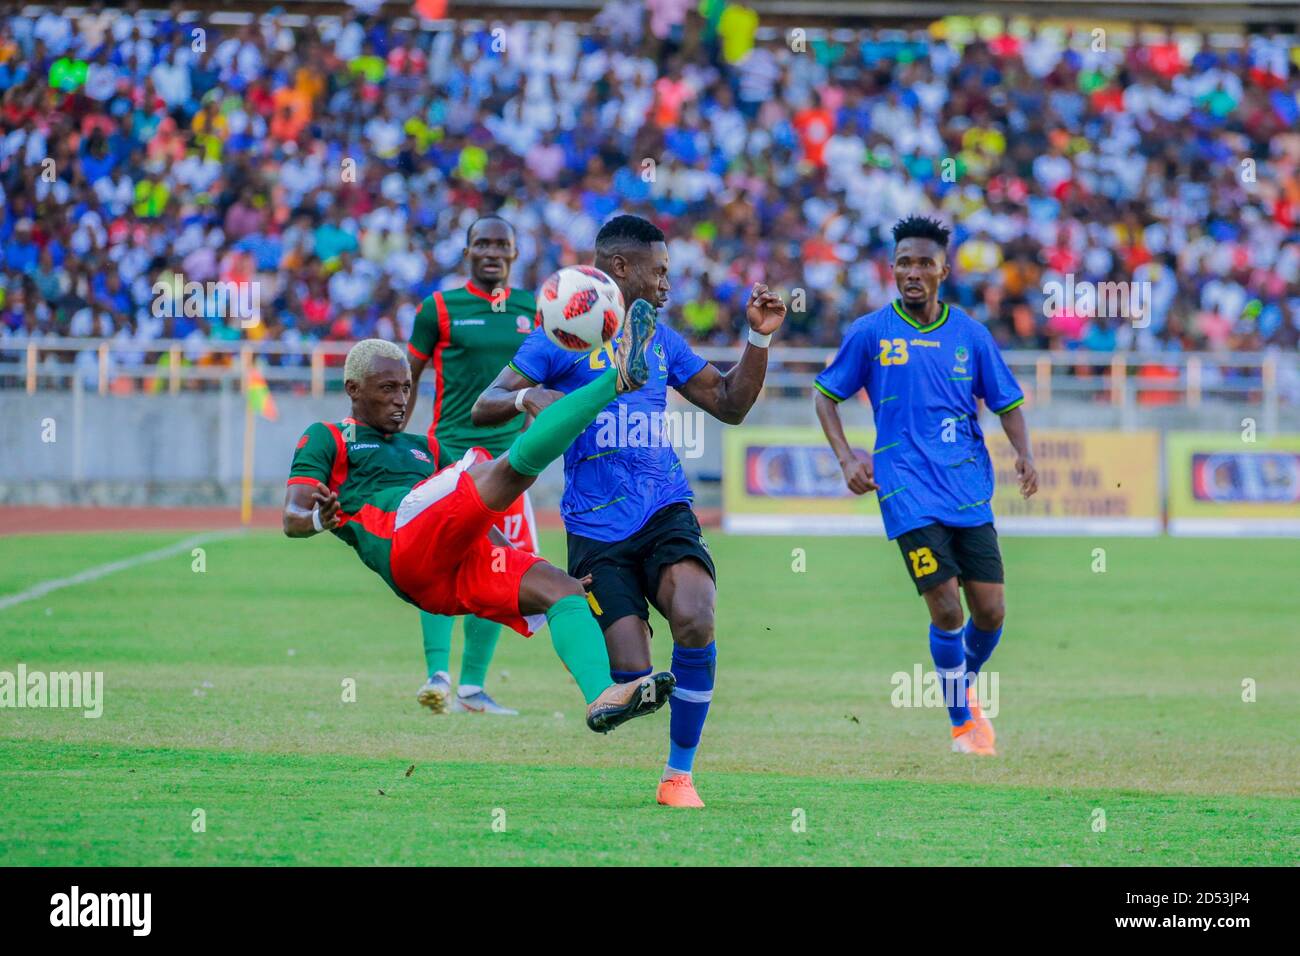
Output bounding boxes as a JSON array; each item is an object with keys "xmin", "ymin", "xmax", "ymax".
[{"xmin": 343, "ymin": 338, "xmax": 407, "ymax": 384}]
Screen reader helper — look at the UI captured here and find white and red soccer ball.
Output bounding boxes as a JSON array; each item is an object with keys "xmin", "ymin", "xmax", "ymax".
[{"xmin": 536, "ymin": 266, "xmax": 624, "ymax": 352}]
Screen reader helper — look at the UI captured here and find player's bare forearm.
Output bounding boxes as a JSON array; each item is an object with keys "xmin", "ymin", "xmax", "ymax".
[
  {"xmin": 998, "ymin": 406, "xmax": 1039, "ymax": 498},
  {"xmin": 815, "ymin": 390, "xmax": 878, "ymax": 494},
  {"xmin": 679, "ymin": 346, "xmax": 768, "ymax": 425},
  {"xmin": 814, "ymin": 391, "xmax": 854, "ymax": 464},
  {"xmin": 999, "ymin": 406, "xmax": 1031, "ymax": 458},
  {"xmin": 472, "ymin": 366, "xmax": 535, "ymax": 427},
  {"xmin": 679, "ymin": 282, "xmax": 785, "ymax": 424},
  {"xmin": 282, "ymin": 481, "xmax": 340, "ymax": 537}
]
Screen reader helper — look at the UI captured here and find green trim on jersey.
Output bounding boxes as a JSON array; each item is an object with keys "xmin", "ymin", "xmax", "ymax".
[
  {"xmin": 891, "ymin": 299, "xmax": 949, "ymax": 333},
  {"xmin": 410, "ymin": 284, "xmax": 538, "ymax": 459},
  {"xmin": 993, "ymin": 396, "xmax": 1025, "ymax": 415},
  {"xmin": 288, "ymin": 419, "xmax": 436, "ymax": 601},
  {"xmin": 814, "ymin": 380, "xmax": 847, "ymax": 403}
]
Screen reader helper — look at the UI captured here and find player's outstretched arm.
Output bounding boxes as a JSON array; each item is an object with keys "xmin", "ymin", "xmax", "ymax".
[
  {"xmin": 677, "ymin": 283, "xmax": 786, "ymax": 425},
  {"xmin": 283, "ymin": 481, "xmax": 341, "ymax": 537},
  {"xmin": 472, "ymin": 365, "xmax": 564, "ymax": 427},
  {"xmin": 998, "ymin": 406, "xmax": 1038, "ymax": 498},
  {"xmin": 814, "ymin": 390, "xmax": 878, "ymax": 494}
]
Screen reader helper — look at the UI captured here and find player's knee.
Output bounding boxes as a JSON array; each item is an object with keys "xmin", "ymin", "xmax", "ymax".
[
  {"xmin": 670, "ymin": 605, "xmax": 715, "ymax": 648},
  {"xmin": 928, "ymin": 591, "xmax": 964, "ymax": 631},
  {"xmin": 550, "ymin": 575, "xmax": 587, "ymax": 602},
  {"xmin": 971, "ymin": 602, "xmax": 1005, "ymax": 632}
]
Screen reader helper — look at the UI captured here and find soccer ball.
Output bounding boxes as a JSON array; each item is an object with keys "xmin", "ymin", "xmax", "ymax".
[{"xmin": 536, "ymin": 266, "xmax": 624, "ymax": 352}]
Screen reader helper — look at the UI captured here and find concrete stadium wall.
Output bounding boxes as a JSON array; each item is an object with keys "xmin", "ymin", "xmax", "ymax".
[{"xmin": 1, "ymin": 390, "xmax": 1295, "ymax": 507}]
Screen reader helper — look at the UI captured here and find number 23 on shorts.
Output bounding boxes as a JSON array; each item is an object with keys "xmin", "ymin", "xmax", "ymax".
[{"xmin": 908, "ymin": 546, "xmax": 938, "ymax": 577}]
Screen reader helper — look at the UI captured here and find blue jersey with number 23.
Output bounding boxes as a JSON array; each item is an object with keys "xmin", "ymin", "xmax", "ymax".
[{"xmin": 815, "ymin": 300, "xmax": 1024, "ymax": 540}]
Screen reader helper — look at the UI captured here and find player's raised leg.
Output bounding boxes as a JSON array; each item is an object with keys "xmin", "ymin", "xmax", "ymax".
[
  {"xmin": 468, "ymin": 298, "xmax": 657, "ymax": 513},
  {"xmin": 653, "ymin": 558, "xmax": 717, "ymax": 808},
  {"xmin": 515, "ymin": 561, "xmax": 674, "ymax": 732}
]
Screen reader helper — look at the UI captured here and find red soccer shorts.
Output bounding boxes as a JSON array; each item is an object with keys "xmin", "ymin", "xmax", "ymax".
[{"xmin": 389, "ymin": 449, "xmax": 547, "ymax": 636}]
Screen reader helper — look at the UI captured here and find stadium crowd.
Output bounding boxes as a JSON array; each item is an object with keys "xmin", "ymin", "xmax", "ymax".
[{"xmin": 1, "ymin": 1, "xmax": 1299, "ymax": 386}]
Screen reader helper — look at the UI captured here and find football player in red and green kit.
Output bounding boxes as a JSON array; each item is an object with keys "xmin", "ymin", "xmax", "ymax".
[
  {"xmin": 405, "ymin": 216, "xmax": 538, "ymax": 716},
  {"xmin": 283, "ymin": 307, "xmax": 673, "ymax": 734}
]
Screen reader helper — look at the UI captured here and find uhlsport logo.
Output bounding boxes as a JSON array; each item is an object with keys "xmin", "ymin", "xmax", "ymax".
[
  {"xmin": 0, "ymin": 664, "xmax": 103, "ymax": 718},
  {"xmin": 50, "ymin": 886, "xmax": 151, "ymax": 936}
]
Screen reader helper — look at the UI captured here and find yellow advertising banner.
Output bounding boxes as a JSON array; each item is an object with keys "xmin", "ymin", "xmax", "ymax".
[
  {"xmin": 1166, "ymin": 432, "xmax": 1300, "ymax": 536},
  {"xmin": 723, "ymin": 426, "xmax": 1161, "ymax": 535}
]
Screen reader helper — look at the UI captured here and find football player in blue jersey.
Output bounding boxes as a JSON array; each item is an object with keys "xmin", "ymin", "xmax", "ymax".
[
  {"xmin": 475, "ymin": 214, "xmax": 787, "ymax": 807},
  {"xmin": 814, "ymin": 215, "xmax": 1038, "ymax": 756}
]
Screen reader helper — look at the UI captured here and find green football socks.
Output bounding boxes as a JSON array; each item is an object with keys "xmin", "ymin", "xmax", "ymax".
[
  {"xmin": 420, "ymin": 612, "xmax": 453, "ymax": 679},
  {"xmin": 459, "ymin": 616, "xmax": 502, "ymax": 689},
  {"xmin": 506, "ymin": 369, "xmax": 617, "ymax": 477},
  {"xmin": 421, "ymin": 612, "xmax": 503, "ymax": 689},
  {"xmin": 546, "ymin": 594, "xmax": 612, "ymax": 704}
]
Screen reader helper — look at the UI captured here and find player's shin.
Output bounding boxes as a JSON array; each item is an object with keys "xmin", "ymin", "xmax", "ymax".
[
  {"xmin": 420, "ymin": 612, "xmax": 453, "ymax": 680},
  {"xmin": 665, "ymin": 643, "xmax": 715, "ymax": 777},
  {"xmin": 546, "ymin": 594, "xmax": 615, "ymax": 704},
  {"xmin": 505, "ymin": 370, "xmax": 618, "ymax": 477},
  {"xmin": 963, "ymin": 620, "xmax": 1002, "ymax": 678},
  {"xmin": 459, "ymin": 616, "xmax": 503, "ymax": 692},
  {"xmin": 929, "ymin": 623, "xmax": 971, "ymax": 726}
]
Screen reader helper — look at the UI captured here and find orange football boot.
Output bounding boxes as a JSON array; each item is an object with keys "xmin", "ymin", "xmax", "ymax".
[
  {"xmin": 967, "ymin": 682, "xmax": 996, "ymax": 747},
  {"xmin": 951, "ymin": 719, "xmax": 996, "ymax": 756},
  {"xmin": 656, "ymin": 774, "xmax": 705, "ymax": 808}
]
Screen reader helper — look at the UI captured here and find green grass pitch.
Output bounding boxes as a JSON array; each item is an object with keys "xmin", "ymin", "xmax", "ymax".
[{"xmin": 1, "ymin": 529, "xmax": 1296, "ymax": 866}]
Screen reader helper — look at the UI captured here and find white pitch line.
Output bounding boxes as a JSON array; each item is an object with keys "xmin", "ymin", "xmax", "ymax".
[{"xmin": 0, "ymin": 532, "xmax": 237, "ymax": 612}]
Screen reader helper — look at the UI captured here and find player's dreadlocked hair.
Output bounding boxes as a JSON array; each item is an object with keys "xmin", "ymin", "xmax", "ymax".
[
  {"xmin": 594, "ymin": 214, "xmax": 665, "ymax": 263},
  {"xmin": 891, "ymin": 215, "xmax": 952, "ymax": 249}
]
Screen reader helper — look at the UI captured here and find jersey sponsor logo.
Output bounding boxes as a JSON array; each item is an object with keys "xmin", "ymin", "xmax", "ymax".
[
  {"xmin": 908, "ymin": 338, "xmax": 942, "ymax": 348},
  {"xmin": 349, "ymin": 443, "xmax": 380, "ymax": 451},
  {"xmin": 410, "ymin": 448, "xmax": 432, "ymax": 463},
  {"xmin": 453, "ymin": 319, "xmax": 486, "ymax": 326}
]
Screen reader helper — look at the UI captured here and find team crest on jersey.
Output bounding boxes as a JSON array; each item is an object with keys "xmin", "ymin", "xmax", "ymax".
[
  {"xmin": 654, "ymin": 342, "xmax": 667, "ymax": 372},
  {"xmin": 410, "ymin": 448, "xmax": 431, "ymax": 463},
  {"xmin": 953, "ymin": 345, "xmax": 969, "ymax": 374},
  {"xmin": 516, "ymin": 314, "xmax": 531, "ymax": 334}
]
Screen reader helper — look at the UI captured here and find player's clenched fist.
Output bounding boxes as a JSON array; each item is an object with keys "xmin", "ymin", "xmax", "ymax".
[
  {"xmin": 746, "ymin": 283, "xmax": 787, "ymax": 334},
  {"xmin": 840, "ymin": 453, "xmax": 879, "ymax": 495},
  {"xmin": 312, "ymin": 481, "xmax": 342, "ymax": 531}
]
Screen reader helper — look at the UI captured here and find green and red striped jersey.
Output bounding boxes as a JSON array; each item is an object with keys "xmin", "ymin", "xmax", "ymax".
[
  {"xmin": 287, "ymin": 417, "xmax": 436, "ymax": 600},
  {"xmin": 408, "ymin": 282, "xmax": 537, "ymax": 464}
]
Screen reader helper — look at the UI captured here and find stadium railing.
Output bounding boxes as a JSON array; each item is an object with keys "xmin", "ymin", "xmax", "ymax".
[{"xmin": 2, "ymin": 338, "xmax": 1291, "ymax": 418}]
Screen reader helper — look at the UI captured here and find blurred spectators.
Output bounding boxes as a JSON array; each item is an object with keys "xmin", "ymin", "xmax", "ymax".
[{"xmin": 0, "ymin": 1, "xmax": 1298, "ymax": 382}]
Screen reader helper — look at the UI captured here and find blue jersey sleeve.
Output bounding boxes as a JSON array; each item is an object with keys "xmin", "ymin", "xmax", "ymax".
[
  {"xmin": 973, "ymin": 326, "xmax": 1024, "ymax": 415},
  {"xmin": 663, "ymin": 326, "xmax": 708, "ymax": 388},
  {"xmin": 815, "ymin": 317, "xmax": 874, "ymax": 402},
  {"xmin": 508, "ymin": 327, "xmax": 562, "ymax": 386}
]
